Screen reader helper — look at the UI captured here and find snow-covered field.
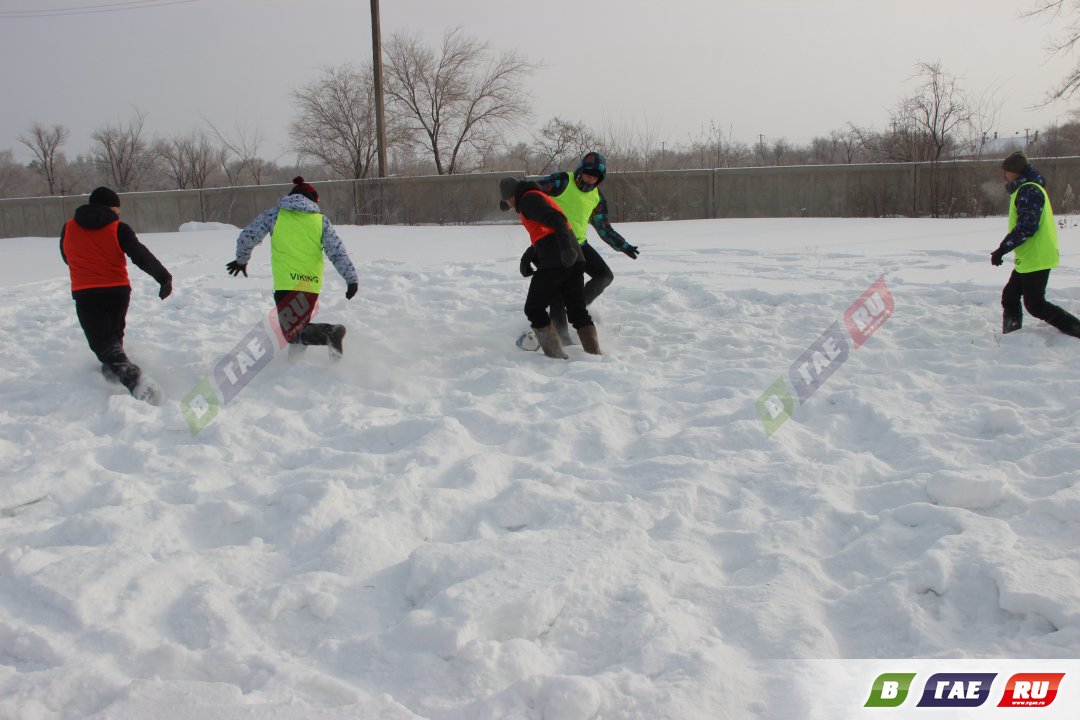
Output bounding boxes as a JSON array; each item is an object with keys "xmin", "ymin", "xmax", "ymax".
[{"xmin": 1, "ymin": 215, "xmax": 1078, "ymax": 719}]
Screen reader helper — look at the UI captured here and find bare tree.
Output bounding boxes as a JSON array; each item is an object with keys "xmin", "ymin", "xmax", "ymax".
[
  {"xmin": 770, "ymin": 137, "xmax": 791, "ymax": 166},
  {"xmin": 384, "ymin": 27, "xmax": 535, "ymax": 175},
  {"xmin": 0, "ymin": 150, "xmax": 38, "ymax": 198},
  {"xmin": 1039, "ymin": 109, "xmax": 1080, "ymax": 154},
  {"xmin": 289, "ymin": 63, "xmax": 381, "ymax": 179},
  {"xmin": 19, "ymin": 122, "xmax": 69, "ymax": 195},
  {"xmin": 205, "ymin": 117, "xmax": 271, "ymax": 185},
  {"xmin": 597, "ymin": 114, "xmax": 667, "ymax": 172},
  {"xmin": 895, "ymin": 61, "xmax": 973, "ymax": 162},
  {"xmin": 1026, "ymin": 0, "xmax": 1080, "ymax": 101},
  {"xmin": 809, "ymin": 135, "xmax": 839, "ymax": 165},
  {"xmin": 91, "ymin": 109, "xmax": 155, "ymax": 191},
  {"xmin": 690, "ymin": 120, "xmax": 751, "ymax": 169},
  {"xmin": 964, "ymin": 84, "xmax": 1005, "ymax": 159},
  {"xmin": 835, "ymin": 125, "xmax": 866, "ymax": 164},
  {"xmin": 531, "ymin": 117, "xmax": 601, "ymax": 175},
  {"xmin": 153, "ymin": 129, "xmax": 220, "ymax": 189}
]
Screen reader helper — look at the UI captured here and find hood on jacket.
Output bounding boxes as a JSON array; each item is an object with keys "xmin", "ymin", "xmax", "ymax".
[
  {"xmin": 1007, "ymin": 165, "xmax": 1046, "ymax": 194},
  {"xmin": 276, "ymin": 194, "xmax": 321, "ymax": 213},
  {"xmin": 513, "ymin": 180, "xmax": 543, "ymax": 207},
  {"xmin": 574, "ymin": 151, "xmax": 606, "ymax": 183},
  {"xmin": 73, "ymin": 204, "xmax": 120, "ymax": 230}
]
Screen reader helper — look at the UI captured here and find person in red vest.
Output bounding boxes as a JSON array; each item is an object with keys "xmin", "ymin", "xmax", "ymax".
[
  {"xmin": 499, "ymin": 176, "xmax": 601, "ymax": 358},
  {"xmin": 60, "ymin": 186, "xmax": 172, "ymax": 402},
  {"xmin": 534, "ymin": 151, "xmax": 638, "ymax": 345}
]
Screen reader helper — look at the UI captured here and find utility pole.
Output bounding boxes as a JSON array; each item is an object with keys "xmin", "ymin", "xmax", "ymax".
[{"xmin": 370, "ymin": 0, "xmax": 388, "ymax": 178}]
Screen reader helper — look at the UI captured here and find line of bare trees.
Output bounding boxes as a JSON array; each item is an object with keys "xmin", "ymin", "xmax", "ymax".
[{"xmin": 5, "ymin": 9, "xmax": 1080, "ymax": 201}]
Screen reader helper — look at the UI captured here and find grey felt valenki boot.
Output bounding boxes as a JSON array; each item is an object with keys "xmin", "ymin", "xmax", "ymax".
[
  {"xmin": 534, "ymin": 323, "xmax": 569, "ymax": 359},
  {"xmin": 577, "ymin": 324, "xmax": 602, "ymax": 355},
  {"xmin": 549, "ymin": 302, "xmax": 575, "ymax": 345}
]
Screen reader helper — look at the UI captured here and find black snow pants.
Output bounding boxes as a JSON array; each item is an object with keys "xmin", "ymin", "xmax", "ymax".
[
  {"xmin": 74, "ymin": 288, "xmax": 141, "ymax": 390},
  {"xmin": 550, "ymin": 242, "xmax": 613, "ymax": 329},
  {"xmin": 1001, "ymin": 269, "xmax": 1080, "ymax": 335},
  {"xmin": 524, "ymin": 262, "xmax": 592, "ymax": 329}
]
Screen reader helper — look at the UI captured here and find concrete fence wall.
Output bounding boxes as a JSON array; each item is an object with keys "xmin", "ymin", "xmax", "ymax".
[{"xmin": 5, "ymin": 158, "xmax": 1080, "ymax": 239}]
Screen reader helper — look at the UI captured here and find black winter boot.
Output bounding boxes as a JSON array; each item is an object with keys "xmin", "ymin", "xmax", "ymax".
[
  {"xmin": 328, "ymin": 325, "xmax": 347, "ymax": 360},
  {"xmin": 1040, "ymin": 305, "xmax": 1080, "ymax": 338},
  {"xmin": 534, "ymin": 323, "xmax": 568, "ymax": 359},
  {"xmin": 98, "ymin": 345, "xmax": 141, "ymax": 392},
  {"xmin": 1002, "ymin": 313, "xmax": 1022, "ymax": 334}
]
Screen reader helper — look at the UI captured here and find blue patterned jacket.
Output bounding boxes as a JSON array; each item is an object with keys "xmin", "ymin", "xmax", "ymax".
[
  {"xmin": 999, "ymin": 165, "xmax": 1049, "ymax": 254},
  {"xmin": 235, "ymin": 194, "xmax": 358, "ymax": 285},
  {"xmin": 534, "ymin": 172, "xmax": 632, "ymax": 253}
]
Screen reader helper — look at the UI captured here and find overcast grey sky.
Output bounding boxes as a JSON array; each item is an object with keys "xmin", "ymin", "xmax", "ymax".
[{"xmin": 0, "ymin": 0, "xmax": 1075, "ymax": 164}]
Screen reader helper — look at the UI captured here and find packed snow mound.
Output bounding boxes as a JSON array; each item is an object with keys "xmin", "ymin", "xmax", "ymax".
[{"xmin": 179, "ymin": 221, "xmax": 239, "ymax": 232}]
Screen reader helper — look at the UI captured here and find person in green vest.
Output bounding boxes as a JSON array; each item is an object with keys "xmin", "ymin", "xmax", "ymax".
[
  {"xmin": 524, "ymin": 151, "xmax": 639, "ymax": 344},
  {"xmin": 991, "ymin": 152, "xmax": 1080, "ymax": 338},
  {"xmin": 226, "ymin": 176, "xmax": 360, "ymax": 359}
]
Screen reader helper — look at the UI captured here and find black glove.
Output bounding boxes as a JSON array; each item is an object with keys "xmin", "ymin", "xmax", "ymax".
[
  {"xmin": 621, "ymin": 244, "xmax": 639, "ymax": 260},
  {"xmin": 346, "ymin": 282, "xmax": 358, "ymax": 299},
  {"xmin": 990, "ymin": 249, "xmax": 1005, "ymax": 267},
  {"xmin": 158, "ymin": 278, "xmax": 172, "ymax": 300},
  {"xmin": 519, "ymin": 256, "xmax": 535, "ymax": 277},
  {"xmin": 226, "ymin": 260, "xmax": 248, "ymax": 277}
]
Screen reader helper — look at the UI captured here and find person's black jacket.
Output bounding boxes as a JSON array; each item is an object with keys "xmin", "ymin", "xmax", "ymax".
[
  {"xmin": 60, "ymin": 204, "xmax": 171, "ymax": 297},
  {"xmin": 512, "ymin": 181, "xmax": 583, "ymax": 271}
]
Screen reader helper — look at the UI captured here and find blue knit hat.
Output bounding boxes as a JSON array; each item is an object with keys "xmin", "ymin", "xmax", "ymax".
[{"xmin": 576, "ymin": 151, "xmax": 606, "ymax": 182}]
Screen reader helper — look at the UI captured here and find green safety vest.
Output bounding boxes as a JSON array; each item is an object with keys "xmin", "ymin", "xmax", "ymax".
[
  {"xmin": 271, "ymin": 209, "xmax": 325, "ymax": 292},
  {"xmin": 551, "ymin": 171, "xmax": 601, "ymax": 245},
  {"xmin": 1009, "ymin": 182, "xmax": 1059, "ymax": 274}
]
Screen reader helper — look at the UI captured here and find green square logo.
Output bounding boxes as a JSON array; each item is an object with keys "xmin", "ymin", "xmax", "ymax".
[
  {"xmin": 180, "ymin": 378, "xmax": 221, "ymax": 436},
  {"xmin": 756, "ymin": 376, "xmax": 794, "ymax": 437},
  {"xmin": 865, "ymin": 672, "xmax": 917, "ymax": 707}
]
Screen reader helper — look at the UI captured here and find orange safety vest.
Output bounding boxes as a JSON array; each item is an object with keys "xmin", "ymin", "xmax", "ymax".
[
  {"xmin": 518, "ymin": 190, "xmax": 566, "ymax": 245},
  {"xmin": 62, "ymin": 219, "xmax": 130, "ymax": 291}
]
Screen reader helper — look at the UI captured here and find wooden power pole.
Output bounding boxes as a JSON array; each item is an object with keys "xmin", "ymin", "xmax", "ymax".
[{"xmin": 371, "ymin": 0, "xmax": 388, "ymax": 177}]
